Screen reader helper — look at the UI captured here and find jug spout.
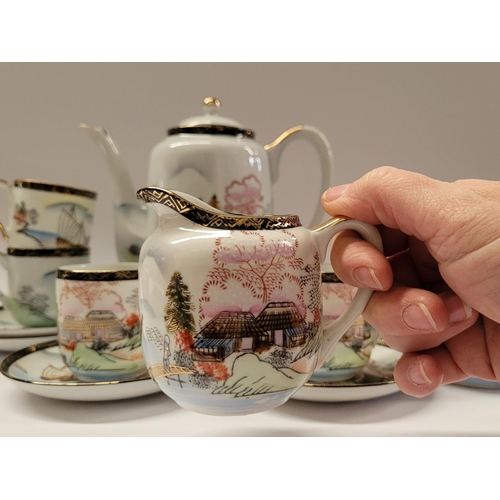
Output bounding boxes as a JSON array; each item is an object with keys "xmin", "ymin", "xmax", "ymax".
[
  {"xmin": 80, "ymin": 124, "xmax": 150, "ymax": 262},
  {"xmin": 136, "ymin": 186, "xmax": 303, "ymax": 233},
  {"xmin": 136, "ymin": 186, "xmax": 230, "ymax": 230}
]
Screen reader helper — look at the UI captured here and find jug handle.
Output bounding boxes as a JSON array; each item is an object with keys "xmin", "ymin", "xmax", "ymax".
[
  {"xmin": 0, "ymin": 179, "xmax": 12, "ymax": 242},
  {"xmin": 264, "ymin": 125, "xmax": 333, "ymax": 227},
  {"xmin": 311, "ymin": 216, "xmax": 384, "ymax": 368}
]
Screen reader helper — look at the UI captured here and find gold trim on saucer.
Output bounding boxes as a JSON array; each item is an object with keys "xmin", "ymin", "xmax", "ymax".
[
  {"xmin": 303, "ymin": 378, "xmax": 395, "ymax": 389},
  {"xmin": 0, "ymin": 340, "xmax": 151, "ymax": 386},
  {"xmin": 13, "ymin": 179, "xmax": 97, "ymax": 199}
]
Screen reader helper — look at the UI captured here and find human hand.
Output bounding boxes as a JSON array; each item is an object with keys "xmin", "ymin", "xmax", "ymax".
[{"xmin": 321, "ymin": 166, "xmax": 500, "ymax": 397}]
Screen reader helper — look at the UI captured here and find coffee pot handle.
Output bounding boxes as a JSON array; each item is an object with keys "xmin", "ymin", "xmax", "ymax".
[
  {"xmin": 265, "ymin": 125, "xmax": 333, "ymax": 227},
  {"xmin": 0, "ymin": 179, "xmax": 12, "ymax": 242},
  {"xmin": 311, "ymin": 216, "xmax": 384, "ymax": 368}
]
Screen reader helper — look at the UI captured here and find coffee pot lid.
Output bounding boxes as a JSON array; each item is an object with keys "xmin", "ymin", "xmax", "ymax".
[{"xmin": 167, "ymin": 97, "xmax": 255, "ymax": 138}]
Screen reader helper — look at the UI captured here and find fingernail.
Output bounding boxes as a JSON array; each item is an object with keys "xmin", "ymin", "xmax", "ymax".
[
  {"xmin": 403, "ymin": 303, "xmax": 438, "ymax": 331},
  {"xmin": 353, "ymin": 267, "xmax": 383, "ymax": 290},
  {"xmin": 408, "ymin": 361, "xmax": 432, "ymax": 386},
  {"xmin": 323, "ymin": 184, "xmax": 350, "ymax": 202},
  {"xmin": 441, "ymin": 292, "xmax": 473, "ymax": 324}
]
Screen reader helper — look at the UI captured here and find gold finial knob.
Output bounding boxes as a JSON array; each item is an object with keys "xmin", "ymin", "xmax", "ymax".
[{"xmin": 203, "ymin": 96, "xmax": 221, "ymax": 108}]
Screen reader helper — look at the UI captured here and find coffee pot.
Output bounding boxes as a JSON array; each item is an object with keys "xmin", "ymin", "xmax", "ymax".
[{"xmin": 81, "ymin": 97, "xmax": 334, "ymax": 261}]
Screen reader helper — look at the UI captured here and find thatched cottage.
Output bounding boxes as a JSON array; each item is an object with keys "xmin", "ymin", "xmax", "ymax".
[
  {"xmin": 191, "ymin": 301, "xmax": 307, "ymax": 361},
  {"xmin": 59, "ymin": 310, "xmax": 124, "ymax": 346}
]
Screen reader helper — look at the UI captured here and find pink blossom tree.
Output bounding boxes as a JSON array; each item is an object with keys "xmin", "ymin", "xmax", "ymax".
[
  {"xmin": 200, "ymin": 230, "xmax": 306, "ymax": 318},
  {"xmin": 58, "ymin": 281, "xmax": 124, "ymax": 312},
  {"xmin": 224, "ymin": 174, "xmax": 265, "ymax": 215}
]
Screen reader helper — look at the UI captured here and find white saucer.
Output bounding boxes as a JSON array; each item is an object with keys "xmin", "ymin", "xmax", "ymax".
[
  {"xmin": 0, "ymin": 340, "xmax": 162, "ymax": 401},
  {"xmin": 291, "ymin": 344, "xmax": 402, "ymax": 403},
  {"xmin": 455, "ymin": 378, "xmax": 500, "ymax": 390},
  {"xmin": 0, "ymin": 334, "xmax": 58, "ymax": 353},
  {"xmin": 0, "ymin": 307, "xmax": 58, "ymax": 338}
]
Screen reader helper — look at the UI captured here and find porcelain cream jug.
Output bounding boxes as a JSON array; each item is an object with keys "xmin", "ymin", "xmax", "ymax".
[
  {"xmin": 136, "ymin": 187, "xmax": 382, "ymax": 416},
  {"xmin": 80, "ymin": 97, "xmax": 334, "ymax": 262}
]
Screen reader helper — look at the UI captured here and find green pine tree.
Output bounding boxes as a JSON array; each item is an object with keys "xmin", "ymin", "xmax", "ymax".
[{"xmin": 164, "ymin": 271, "xmax": 195, "ymax": 333}]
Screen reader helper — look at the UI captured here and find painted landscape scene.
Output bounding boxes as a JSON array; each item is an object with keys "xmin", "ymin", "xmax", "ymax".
[
  {"xmin": 57, "ymin": 279, "xmax": 145, "ymax": 381},
  {"xmin": 144, "ymin": 229, "xmax": 324, "ymax": 413}
]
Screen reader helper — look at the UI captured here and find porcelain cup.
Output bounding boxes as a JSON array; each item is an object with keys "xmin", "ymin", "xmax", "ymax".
[
  {"xmin": 56, "ymin": 263, "xmax": 147, "ymax": 382},
  {"xmin": 0, "ymin": 178, "xmax": 97, "ymax": 249},
  {"xmin": 307, "ymin": 264, "xmax": 379, "ymax": 383},
  {"xmin": 0, "ymin": 247, "xmax": 90, "ymax": 328}
]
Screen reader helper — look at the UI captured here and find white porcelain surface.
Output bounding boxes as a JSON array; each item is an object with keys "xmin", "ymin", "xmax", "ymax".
[
  {"xmin": 0, "ymin": 251, "xmax": 89, "ymax": 327},
  {"xmin": 0, "ymin": 340, "xmax": 161, "ymax": 401},
  {"xmin": 149, "ymin": 109, "xmax": 333, "ymax": 227},
  {"xmin": 81, "ymin": 97, "xmax": 333, "ymax": 262},
  {"xmin": 310, "ymin": 265, "xmax": 379, "ymax": 383},
  {"xmin": 137, "ymin": 188, "xmax": 383, "ymax": 416},
  {"xmin": 0, "ymin": 179, "xmax": 96, "ymax": 249},
  {"xmin": 56, "ymin": 262, "xmax": 146, "ymax": 383},
  {"xmin": 291, "ymin": 345, "xmax": 402, "ymax": 402}
]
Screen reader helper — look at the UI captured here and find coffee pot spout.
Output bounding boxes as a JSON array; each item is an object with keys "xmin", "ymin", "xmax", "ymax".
[
  {"xmin": 79, "ymin": 124, "xmax": 139, "ymax": 206},
  {"xmin": 79, "ymin": 124, "xmax": 149, "ymax": 262}
]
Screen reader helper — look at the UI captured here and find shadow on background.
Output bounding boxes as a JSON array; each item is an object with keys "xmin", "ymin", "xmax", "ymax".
[
  {"xmin": 6, "ymin": 390, "xmax": 175, "ymax": 427},
  {"xmin": 274, "ymin": 391, "xmax": 429, "ymax": 425}
]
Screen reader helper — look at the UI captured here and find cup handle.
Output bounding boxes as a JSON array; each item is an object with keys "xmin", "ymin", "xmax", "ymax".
[
  {"xmin": 311, "ymin": 216, "xmax": 384, "ymax": 368},
  {"xmin": 0, "ymin": 179, "xmax": 12, "ymax": 242}
]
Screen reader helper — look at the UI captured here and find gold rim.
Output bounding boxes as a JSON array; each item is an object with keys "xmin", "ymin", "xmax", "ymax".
[
  {"xmin": 303, "ymin": 378, "xmax": 395, "ymax": 388},
  {"xmin": 137, "ymin": 187, "xmax": 302, "ymax": 230},
  {"xmin": 13, "ymin": 179, "xmax": 97, "ymax": 199},
  {"xmin": 57, "ymin": 264, "xmax": 138, "ymax": 281},
  {"xmin": 0, "ymin": 340, "xmax": 152, "ymax": 386},
  {"xmin": 7, "ymin": 247, "xmax": 89, "ymax": 257},
  {"xmin": 167, "ymin": 124, "xmax": 255, "ymax": 139}
]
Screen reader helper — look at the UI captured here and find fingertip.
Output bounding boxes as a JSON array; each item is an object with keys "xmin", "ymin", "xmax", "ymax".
[
  {"xmin": 352, "ymin": 266, "xmax": 385, "ymax": 291},
  {"xmin": 394, "ymin": 354, "xmax": 444, "ymax": 398},
  {"xmin": 322, "ymin": 184, "xmax": 350, "ymax": 203},
  {"xmin": 329, "ymin": 232, "xmax": 393, "ymax": 291}
]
